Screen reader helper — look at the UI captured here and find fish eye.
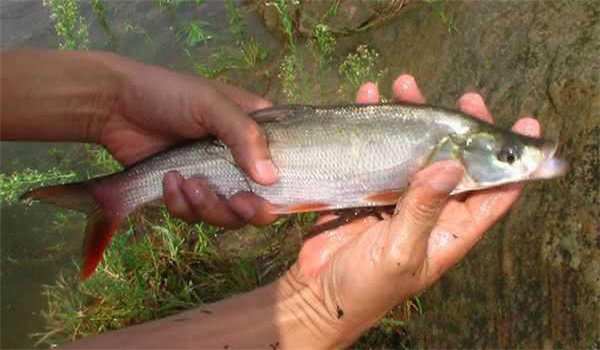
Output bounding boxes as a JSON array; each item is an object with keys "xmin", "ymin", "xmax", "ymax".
[{"xmin": 497, "ymin": 145, "xmax": 520, "ymax": 164}]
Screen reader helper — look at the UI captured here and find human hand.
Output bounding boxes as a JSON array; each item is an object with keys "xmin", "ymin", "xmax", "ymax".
[
  {"xmin": 100, "ymin": 60, "xmax": 279, "ymax": 228},
  {"xmin": 281, "ymin": 75, "xmax": 542, "ymax": 347}
]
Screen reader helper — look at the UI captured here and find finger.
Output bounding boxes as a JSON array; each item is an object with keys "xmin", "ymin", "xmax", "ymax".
[
  {"xmin": 385, "ymin": 161, "xmax": 463, "ymax": 271},
  {"xmin": 208, "ymin": 80, "xmax": 273, "ymax": 112},
  {"xmin": 356, "ymin": 82, "xmax": 380, "ymax": 104},
  {"xmin": 198, "ymin": 89, "xmax": 278, "ymax": 186},
  {"xmin": 163, "ymin": 171, "xmax": 195, "ymax": 222},
  {"xmin": 228, "ymin": 192, "xmax": 279, "ymax": 226},
  {"xmin": 392, "ymin": 74, "xmax": 426, "ymax": 104},
  {"xmin": 181, "ymin": 177, "xmax": 244, "ymax": 228},
  {"xmin": 511, "ymin": 116, "xmax": 541, "ymax": 137},
  {"xmin": 457, "ymin": 92, "xmax": 493, "ymax": 123}
]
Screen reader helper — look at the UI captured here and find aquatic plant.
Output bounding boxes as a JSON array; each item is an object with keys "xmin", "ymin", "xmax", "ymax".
[
  {"xmin": 45, "ymin": 0, "xmax": 89, "ymax": 50},
  {"xmin": 0, "ymin": 168, "xmax": 78, "ymax": 205},
  {"xmin": 83, "ymin": 145, "xmax": 122, "ymax": 174},
  {"xmin": 33, "ymin": 205, "xmax": 310, "ymax": 346},
  {"xmin": 278, "ymin": 53, "xmax": 300, "ymax": 103},
  {"xmin": 307, "ymin": 23, "xmax": 336, "ymax": 101},
  {"xmin": 225, "ymin": 0, "xmax": 245, "ymax": 41},
  {"xmin": 177, "ymin": 21, "xmax": 213, "ymax": 47},
  {"xmin": 240, "ymin": 37, "xmax": 269, "ymax": 69},
  {"xmin": 338, "ymin": 44, "xmax": 386, "ymax": 91},
  {"xmin": 123, "ymin": 22, "xmax": 153, "ymax": 45},
  {"xmin": 424, "ymin": 0, "xmax": 460, "ymax": 34},
  {"xmin": 154, "ymin": 0, "xmax": 204, "ymax": 11},
  {"xmin": 185, "ymin": 1, "xmax": 268, "ymax": 78}
]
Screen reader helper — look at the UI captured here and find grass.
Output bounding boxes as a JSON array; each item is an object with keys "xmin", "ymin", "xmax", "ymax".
[
  {"xmin": 182, "ymin": 0, "xmax": 268, "ymax": 79},
  {"xmin": 177, "ymin": 21, "xmax": 212, "ymax": 47},
  {"xmin": 338, "ymin": 44, "xmax": 387, "ymax": 99},
  {"xmin": 33, "ymin": 206, "xmax": 309, "ymax": 347},
  {"xmin": 424, "ymin": 0, "xmax": 460, "ymax": 34},
  {"xmin": 45, "ymin": 0, "xmax": 89, "ymax": 50},
  {"xmin": 0, "ymin": 168, "xmax": 78, "ymax": 205}
]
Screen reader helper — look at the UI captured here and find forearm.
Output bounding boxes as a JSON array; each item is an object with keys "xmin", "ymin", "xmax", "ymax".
[
  {"xmin": 60, "ymin": 275, "xmax": 343, "ymax": 349},
  {"xmin": 0, "ymin": 49, "xmax": 129, "ymax": 142}
]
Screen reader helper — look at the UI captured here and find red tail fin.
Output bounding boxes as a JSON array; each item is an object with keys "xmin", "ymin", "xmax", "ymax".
[{"xmin": 21, "ymin": 181, "xmax": 125, "ymax": 280}]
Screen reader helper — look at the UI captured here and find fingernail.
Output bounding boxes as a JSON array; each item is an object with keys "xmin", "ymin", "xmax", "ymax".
[
  {"xmin": 396, "ymin": 74, "xmax": 415, "ymax": 91},
  {"xmin": 427, "ymin": 163, "xmax": 464, "ymax": 193},
  {"xmin": 458, "ymin": 92, "xmax": 483, "ymax": 109},
  {"xmin": 231, "ymin": 200, "xmax": 256, "ymax": 220},
  {"xmin": 164, "ymin": 172, "xmax": 181, "ymax": 191},
  {"xmin": 184, "ymin": 179, "xmax": 205, "ymax": 204},
  {"xmin": 255, "ymin": 160, "xmax": 278, "ymax": 183}
]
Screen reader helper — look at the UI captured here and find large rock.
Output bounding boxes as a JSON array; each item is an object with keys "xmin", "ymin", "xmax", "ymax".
[{"xmin": 253, "ymin": 0, "xmax": 414, "ymax": 39}]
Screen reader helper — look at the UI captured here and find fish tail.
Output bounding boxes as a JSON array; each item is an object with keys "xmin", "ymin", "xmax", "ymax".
[{"xmin": 21, "ymin": 180, "xmax": 126, "ymax": 280}]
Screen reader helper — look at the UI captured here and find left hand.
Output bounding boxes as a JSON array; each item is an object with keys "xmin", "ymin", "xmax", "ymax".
[{"xmin": 281, "ymin": 75, "xmax": 542, "ymax": 347}]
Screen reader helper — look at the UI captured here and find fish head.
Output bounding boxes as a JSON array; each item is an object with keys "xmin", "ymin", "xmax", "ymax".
[{"xmin": 452, "ymin": 129, "xmax": 568, "ymax": 192}]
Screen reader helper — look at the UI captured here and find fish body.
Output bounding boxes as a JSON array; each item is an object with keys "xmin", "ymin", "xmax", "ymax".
[{"xmin": 23, "ymin": 103, "xmax": 567, "ymax": 278}]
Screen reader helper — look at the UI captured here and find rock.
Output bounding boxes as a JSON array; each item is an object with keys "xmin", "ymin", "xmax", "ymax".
[{"xmin": 253, "ymin": 0, "xmax": 414, "ymax": 40}]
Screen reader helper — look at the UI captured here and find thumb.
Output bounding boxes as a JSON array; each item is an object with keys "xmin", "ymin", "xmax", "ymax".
[
  {"xmin": 198, "ymin": 89, "xmax": 278, "ymax": 186},
  {"xmin": 386, "ymin": 161, "xmax": 463, "ymax": 268}
]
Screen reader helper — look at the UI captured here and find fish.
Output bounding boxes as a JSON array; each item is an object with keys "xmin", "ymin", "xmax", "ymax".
[{"xmin": 21, "ymin": 103, "xmax": 568, "ymax": 279}]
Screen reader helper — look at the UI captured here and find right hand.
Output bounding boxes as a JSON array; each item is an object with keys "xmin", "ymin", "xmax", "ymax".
[{"xmin": 98, "ymin": 58, "xmax": 279, "ymax": 228}]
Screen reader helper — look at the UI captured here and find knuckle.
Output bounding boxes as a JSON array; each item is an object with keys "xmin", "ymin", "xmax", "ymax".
[
  {"xmin": 405, "ymin": 195, "xmax": 444, "ymax": 224},
  {"xmin": 243, "ymin": 122, "xmax": 264, "ymax": 144}
]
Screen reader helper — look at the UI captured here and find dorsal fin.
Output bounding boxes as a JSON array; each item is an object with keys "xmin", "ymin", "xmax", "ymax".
[{"xmin": 249, "ymin": 105, "xmax": 313, "ymax": 123}]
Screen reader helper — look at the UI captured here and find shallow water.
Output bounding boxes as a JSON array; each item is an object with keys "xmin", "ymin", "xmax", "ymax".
[{"xmin": 1, "ymin": 0, "xmax": 598, "ymax": 349}]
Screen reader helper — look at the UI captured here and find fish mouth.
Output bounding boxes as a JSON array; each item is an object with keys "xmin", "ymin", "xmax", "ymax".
[{"xmin": 529, "ymin": 139, "xmax": 569, "ymax": 179}]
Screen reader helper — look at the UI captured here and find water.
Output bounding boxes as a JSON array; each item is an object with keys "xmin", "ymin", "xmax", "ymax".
[{"xmin": 1, "ymin": 0, "xmax": 598, "ymax": 348}]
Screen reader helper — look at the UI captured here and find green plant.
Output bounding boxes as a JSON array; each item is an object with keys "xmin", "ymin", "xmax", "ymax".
[
  {"xmin": 279, "ymin": 53, "xmax": 300, "ymax": 103},
  {"xmin": 83, "ymin": 145, "xmax": 122, "ymax": 174},
  {"xmin": 339, "ymin": 44, "xmax": 386, "ymax": 91},
  {"xmin": 424, "ymin": 0, "xmax": 460, "ymax": 34},
  {"xmin": 177, "ymin": 21, "xmax": 212, "ymax": 47},
  {"xmin": 308, "ymin": 23, "xmax": 336, "ymax": 101},
  {"xmin": 45, "ymin": 0, "xmax": 89, "ymax": 50},
  {"xmin": 91, "ymin": 0, "xmax": 110, "ymax": 34},
  {"xmin": 123, "ymin": 22, "xmax": 153, "ymax": 45},
  {"xmin": 225, "ymin": 0, "xmax": 244, "ymax": 40},
  {"xmin": 0, "ymin": 168, "xmax": 78, "ymax": 205},
  {"xmin": 240, "ymin": 37, "xmax": 269, "ymax": 69}
]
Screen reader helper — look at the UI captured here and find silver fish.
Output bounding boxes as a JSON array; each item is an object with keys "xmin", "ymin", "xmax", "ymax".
[{"xmin": 23, "ymin": 103, "xmax": 568, "ymax": 278}]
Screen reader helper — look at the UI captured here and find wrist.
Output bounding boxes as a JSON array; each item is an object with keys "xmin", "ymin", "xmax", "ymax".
[{"xmin": 275, "ymin": 271, "xmax": 357, "ymax": 349}]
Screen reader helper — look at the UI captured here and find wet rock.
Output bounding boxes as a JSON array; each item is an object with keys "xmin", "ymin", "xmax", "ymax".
[{"xmin": 253, "ymin": 0, "xmax": 414, "ymax": 39}]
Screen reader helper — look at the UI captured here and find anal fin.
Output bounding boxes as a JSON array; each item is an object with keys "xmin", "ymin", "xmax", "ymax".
[{"xmin": 272, "ymin": 202, "xmax": 331, "ymax": 214}]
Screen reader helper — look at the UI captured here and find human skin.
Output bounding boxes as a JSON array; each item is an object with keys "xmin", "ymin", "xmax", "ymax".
[
  {"xmin": 0, "ymin": 49, "xmax": 278, "ymax": 228},
  {"xmin": 23, "ymin": 63, "xmax": 539, "ymax": 348}
]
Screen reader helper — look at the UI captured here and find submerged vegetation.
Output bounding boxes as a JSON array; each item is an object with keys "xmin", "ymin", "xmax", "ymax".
[
  {"xmin": 45, "ymin": 0, "xmax": 89, "ymax": 50},
  {"xmin": 4, "ymin": 0, "xmax": 415, "ymax": 348}
]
